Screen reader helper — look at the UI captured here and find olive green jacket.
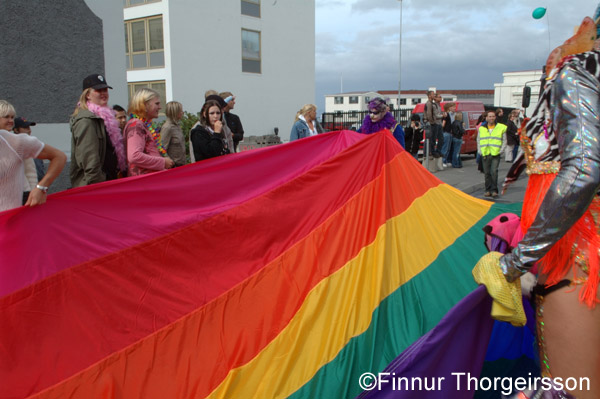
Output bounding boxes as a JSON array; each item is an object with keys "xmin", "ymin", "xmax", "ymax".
[{"xmin": 69, "ymin": 109, "xmax": 107, "ymax": 187}]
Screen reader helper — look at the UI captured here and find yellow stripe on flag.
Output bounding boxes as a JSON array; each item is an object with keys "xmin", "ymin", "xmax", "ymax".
[{"xmin": 208, "ymin": 184, "xmax": 491, "ymax": 398}]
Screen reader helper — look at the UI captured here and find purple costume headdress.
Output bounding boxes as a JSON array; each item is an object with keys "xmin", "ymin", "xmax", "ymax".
[{"xmin": 360, "ymin": 97, "xmax": 397, "ymax": 134}]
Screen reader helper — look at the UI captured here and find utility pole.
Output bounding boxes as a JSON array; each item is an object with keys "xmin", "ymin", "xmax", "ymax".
[{"xmin": 397, "ymin": 0, "xmax": 403, "ymax": 111}]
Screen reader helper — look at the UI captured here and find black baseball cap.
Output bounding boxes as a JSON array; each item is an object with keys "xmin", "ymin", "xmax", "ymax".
[
  {"xmin": 82, "ymin": 74, "xmax": 113, "ymax": 91},
  {"xmin": 14, "ymin": 117, "xmax": 36, "ymax": 129}
]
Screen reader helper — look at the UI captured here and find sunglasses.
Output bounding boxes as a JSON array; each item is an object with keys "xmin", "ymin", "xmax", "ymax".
[{"xmin": 369, "ymin": 110, "xmax": 382, "ymax": 115}]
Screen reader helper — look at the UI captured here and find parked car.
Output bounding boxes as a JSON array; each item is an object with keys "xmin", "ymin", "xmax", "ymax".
[
  {"xmin": 321, "ymin": 121, "xmax": 353, "ymax": 131},
  {"xmin": 411, "ymin": 101, "xmax": 485, "ymax": 154}
]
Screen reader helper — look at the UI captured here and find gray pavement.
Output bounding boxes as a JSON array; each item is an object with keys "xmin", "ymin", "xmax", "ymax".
[{"xmin": 430, "ymin": 155, "xmax": 528, "ymax": 204}]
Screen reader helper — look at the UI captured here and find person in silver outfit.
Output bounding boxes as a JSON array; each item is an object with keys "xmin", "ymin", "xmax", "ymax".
[{"xmin": 498, "ymin": 10, "xmax": 600, "ymax": 397}]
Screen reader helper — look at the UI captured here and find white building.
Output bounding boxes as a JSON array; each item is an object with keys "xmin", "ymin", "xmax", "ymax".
[
  {"xmin": 324, "ymin": 89, "xmax": 494, "ymax": 114},
  {"xmin": 494, "ymin": 70, "xmax": 543, "ymax": 117},
  {"xmin": 124, "ymin": 0, "xmax": 315, "ymax": 141}
]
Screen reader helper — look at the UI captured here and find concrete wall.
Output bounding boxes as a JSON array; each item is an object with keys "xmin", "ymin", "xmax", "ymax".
[
  {"xmin": 0, "ymin": 0, "xmax": 103, "ymax": 123},
  {"xmin": 1, "ymin": 0, "xmax": 126, "ymax": 158},
  {"xmin": 168, "ymin": 0, "xmax": 315, "ymax": 141},
  {"xmin": 85, "ymin": 0, "xmax": 128, "ymax": 109}
]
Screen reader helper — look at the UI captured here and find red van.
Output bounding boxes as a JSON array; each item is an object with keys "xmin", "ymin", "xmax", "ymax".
[{"xmin": 411, "ymin": 101, "xmax": 485, "ymax": 154}]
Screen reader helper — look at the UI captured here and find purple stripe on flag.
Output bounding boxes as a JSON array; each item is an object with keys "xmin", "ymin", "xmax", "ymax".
[{"xmin": 356, "ymin": 286, "xmax": 494, "ymax": 399}]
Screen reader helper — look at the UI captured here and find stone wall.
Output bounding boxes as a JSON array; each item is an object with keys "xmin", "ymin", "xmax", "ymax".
[{"xmin": 0, "ymin": 0, "xmax": 104, "ymax": 122}]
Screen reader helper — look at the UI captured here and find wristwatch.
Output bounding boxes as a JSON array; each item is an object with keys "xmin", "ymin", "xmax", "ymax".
[{"xmin": 36, "ymin": 184, "xmax": 49, "ymax": 193}]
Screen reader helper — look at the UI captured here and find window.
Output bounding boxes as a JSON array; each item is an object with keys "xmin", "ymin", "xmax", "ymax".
[
  {"xmin": 365, "ymin": 96, "xmax": 370, "ymax": 103},
  {"xmin": 399, "ymin": 98, "xmax": 407, "ymax": 105},
  {"xmin": 241, "ymin": 0, "xmax": 260, "ymax": 17},
  {"xmin": 242, "ymin": 29, "xmax": 261, "ymax": 73},
  {"xmin": 334, "ymin": 96, "xmax": 343, "ymax": 104},
  {"xmin": 350, "ymin": 111, "xmax": 357, "ymax": 117},
  {"xmin": 124, "ymin": 0, "xmax": 161, "ymax": 8},
  {"xmin": 411, "ymin": 98, "xmax": 421, "ymax": 105},
  {"xmin": 443, "ymin": 97, "xmax": 453, "ymax": 102},
  {"xmin": 125, "ymin": 16, "xmax": 164, "ymax": 69},
  {"xmin": 128, "ymin": 80, "xmax": 167, "ymax": 115},
  {"xmin": 349, "ymin": 96, "xmax": 359, "ymax": 104}
]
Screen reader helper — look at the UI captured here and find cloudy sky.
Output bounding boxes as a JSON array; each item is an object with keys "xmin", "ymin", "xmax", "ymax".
[{"xmin": 314, "ymin": 0, "xmax": 596, "ymax": 110}]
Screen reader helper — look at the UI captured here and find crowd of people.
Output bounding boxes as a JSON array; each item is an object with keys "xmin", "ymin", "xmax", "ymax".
[
  {"xmin": 3, "ymin": 70, "xmax": 523, "ymax": 215},
  {"xmin": 0, "ymin": 75, "xmax": 246, "ymax": 212}
]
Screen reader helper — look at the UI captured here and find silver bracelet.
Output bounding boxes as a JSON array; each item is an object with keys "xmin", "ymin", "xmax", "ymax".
[{"xmin": 36, "ymin": 184, "xmax": 49, "ymax": 193}]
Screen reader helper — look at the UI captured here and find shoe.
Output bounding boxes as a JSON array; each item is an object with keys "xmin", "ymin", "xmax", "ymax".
[
  {"xmin": 484, "ymin": 192, "xmax": 491, "ymax": 197},
  {"xmin": 436, "ymin": 157, "xmax": 444, "ymax": 170},
  {"xmin": 492, "ymin": 192, "xmax": 498, "ymax": 198}
]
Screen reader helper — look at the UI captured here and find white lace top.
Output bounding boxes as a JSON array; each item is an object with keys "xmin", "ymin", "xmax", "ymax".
[{"xmin": 0, "ymin": 130, "xmax": 44, "ymax": 212}]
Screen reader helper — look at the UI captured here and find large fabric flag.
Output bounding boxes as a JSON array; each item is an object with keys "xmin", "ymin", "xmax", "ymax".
[{"xmin": 0, "ymin": 130, "xmax": 518, "ymax": 398}]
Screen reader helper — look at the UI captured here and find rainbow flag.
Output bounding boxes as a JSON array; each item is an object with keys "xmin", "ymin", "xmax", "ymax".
[{"xmin": 0, "ymin": 130, "xmax": 520, "ymax": 398}]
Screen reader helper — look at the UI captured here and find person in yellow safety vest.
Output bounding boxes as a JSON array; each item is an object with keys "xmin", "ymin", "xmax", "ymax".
[{"xmin": 477, "ymin": 110, "xmax": 507, "ymax": 198}]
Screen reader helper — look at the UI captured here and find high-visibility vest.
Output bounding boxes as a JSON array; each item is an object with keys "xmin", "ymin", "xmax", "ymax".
[{"xmin": 479, "ymin": 124, "xmax": 506, "ymax": 156}]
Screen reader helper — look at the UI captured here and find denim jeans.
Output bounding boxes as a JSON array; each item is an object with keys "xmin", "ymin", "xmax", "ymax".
[
  {"xmin": 441, "ymin": 132, "xmax": 452, "ymax": 163},
  {"xmin": 482, "ymin": 155, "xmax": 501, "ymax": 194},
  {"xmin": 512, "ymin": 144, "xmax": 519, "ymax": 161},
  {"xmin": 451, "ymin": 137, "xmax": 463, "ymax": 167},
  {"xmin": 430, "ymin": 123, "xmax": 443, "ymax": 157}
]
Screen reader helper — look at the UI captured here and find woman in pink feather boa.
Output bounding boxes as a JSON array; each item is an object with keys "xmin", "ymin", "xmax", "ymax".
[{"xmin": 69, "ymin": 74, "xmax": 128, "ymax": 187}]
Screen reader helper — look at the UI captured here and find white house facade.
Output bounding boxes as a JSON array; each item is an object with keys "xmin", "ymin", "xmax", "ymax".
[
  {"xmin": 124, "ymin": 0, "xmax": 315, "ymax": 142},
  {"xmin": 494, "ymin": 70, "xmax": 543, "ymax": 117}
]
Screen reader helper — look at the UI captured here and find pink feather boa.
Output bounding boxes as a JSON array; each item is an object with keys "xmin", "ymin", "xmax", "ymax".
[{"xmin": 86, "ymin": 101, "xmax": 127, "ymax": 172}]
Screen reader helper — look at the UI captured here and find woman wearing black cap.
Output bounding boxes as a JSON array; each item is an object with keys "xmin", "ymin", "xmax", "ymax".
[{"xmin": 70, "ymin": 74, "xmax": 127, "ymax": 187}]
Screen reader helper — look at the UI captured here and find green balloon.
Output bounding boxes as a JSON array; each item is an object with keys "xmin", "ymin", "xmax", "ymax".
[{"xmin": 532, "ymin": 7, "xmax": 546, "ymax": 19}]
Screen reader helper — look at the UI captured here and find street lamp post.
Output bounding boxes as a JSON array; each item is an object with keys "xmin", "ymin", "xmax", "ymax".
[{"xmin": 397, "ymin": 0, "xmax": 402, "ymax": 113}]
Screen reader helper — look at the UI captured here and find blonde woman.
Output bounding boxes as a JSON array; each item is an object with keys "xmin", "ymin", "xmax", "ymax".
[
  {"xmin": 0, "ymin": 100, "xmax": 66, "ymax": 211},
  {"xmin": 125, "ymin": 88, "xmax": 174, "ymax": 176},
  {"xmin": 161, "ymin": 101, "xmax": 187, "ymax": 167},
  {"xmin": 290, "ymin": 104, "xmax": 317, "ymax": 141},
  {"xmin": 70, "ymin": 74, "xmax": 127, "ymax": 187}
]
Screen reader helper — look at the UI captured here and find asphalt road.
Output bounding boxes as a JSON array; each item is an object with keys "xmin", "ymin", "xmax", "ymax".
[{"xmin": 427, "ymin": 154, "xmax": 528, "ymax": 204}]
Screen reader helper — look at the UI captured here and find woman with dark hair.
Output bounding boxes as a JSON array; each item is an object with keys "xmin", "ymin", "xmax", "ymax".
[
  {"xmin": 190, "ymin": 100, "xmax": 231, "ymax": 162},
  {"xmin": 358, "ymin": 97, "xmax": 405, "ymax": 148},
  {"xmin": 505, "ymin": 110, "xmax": 520, "ymax": 162},
  {"xmin": 449, "ymin": 112, "xmax": 465, "ymax": 168},
  {"xmin": 403, "ymin": 114, "xmax": 422, "ymax": 160}
]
